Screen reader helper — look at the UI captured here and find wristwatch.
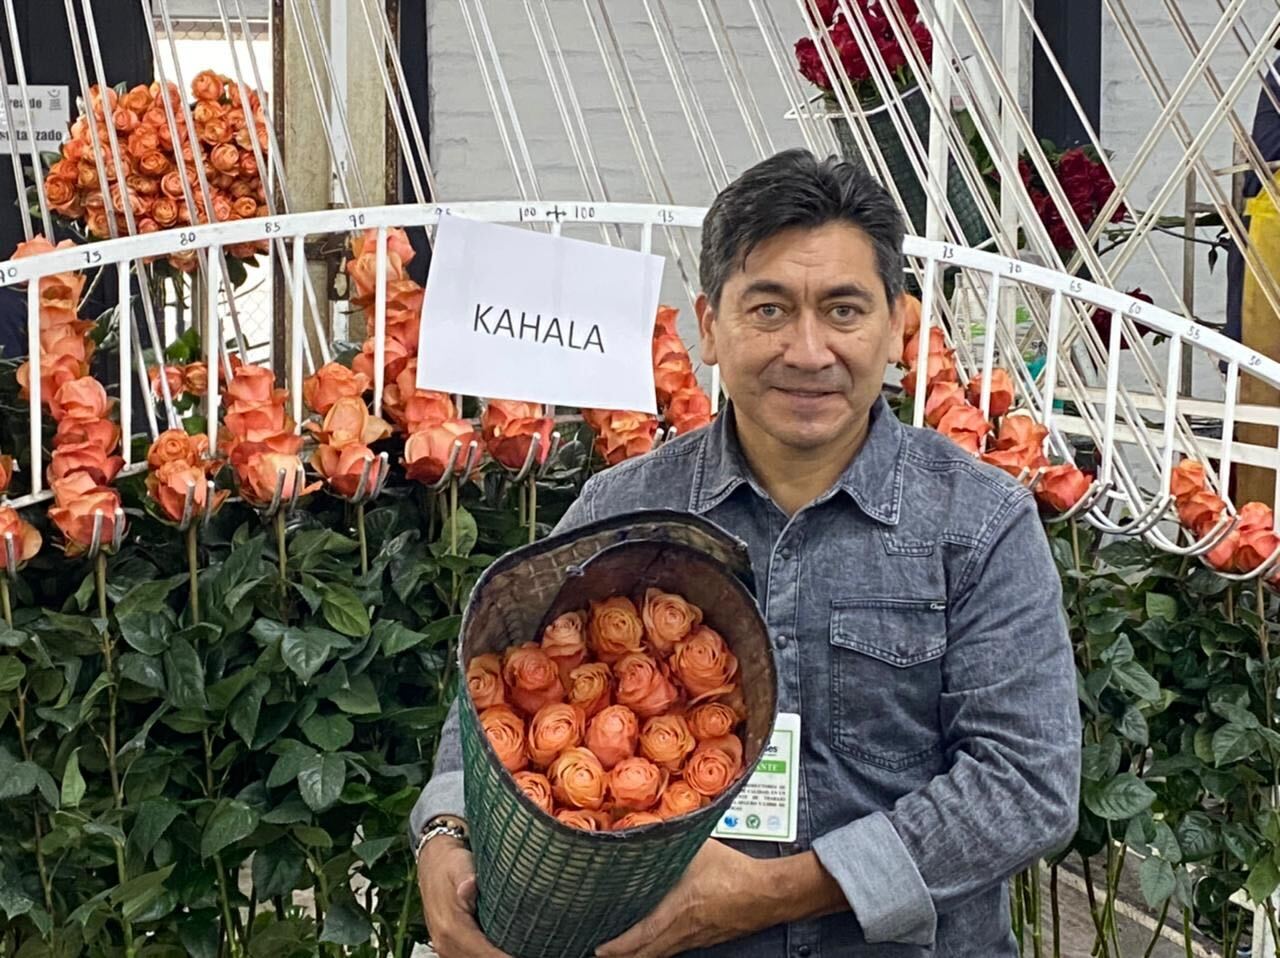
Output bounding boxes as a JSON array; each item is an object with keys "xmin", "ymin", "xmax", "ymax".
[{"xmin": 415, "ymin": 815, "xmax": 469, "ymax": 860}]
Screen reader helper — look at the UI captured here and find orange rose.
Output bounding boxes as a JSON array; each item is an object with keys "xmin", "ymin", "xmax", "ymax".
[
  {"xmin": 152, "ymin": 197, "xmax": 180, "ymax": 227},
  {"xmin": 608, "ymin": 756, "xmax": 668, "ymax": 811},
  {"xmin": 479, "ymin": 705, "xmax": 528, "ymax": 774},
  {"xmin": 588, "ymin": 596, "xmax": 645, "ymax": 662},
  {"xmin": 18, "ymin": 354, "xmax": 86, "ymax": 406},
  {"xmin": 192, "ymin": 70, "xmax": 225, "ymax": 102},
  {"xmin": 593, "ymin": 411, "xmax": 658, "ymax": 466},
  {"xmin": 487, "ymin": 417, "xmax": 554, "ymax": 471},
  {"xmin": 584, "ymin": 705, "xmax": 639, "ymax": 769},
  {"xmin": 50, "ymin": 377, "xmax": 111, "ymax": 423},
  {"xmin": 147, "ymin": 459, "xmax": 226, "ymax": 523},
  {"xmin": 995, "ymin": 414, "xmax": 1049, "ymax": 452},
  {"xmin": 232, "ymin": 446, "xmax": 317, "ymax": 507},
  {"xmin": 613, "ymin": 812, "xmax": 664, "ymax": 830},
  {"xmin": 238, "ymin": 154, "xmax": 260, "ymax": 180},
  {"xmin": 345, "ymin": 249, "xmax": 408, "ymax": 307},
  {"xmin": 232, "ymin": 197, "xmax": 258, "ymax": 220},
  {"xmin": 981, "ymin": 446, "xmax": 1048, "ymax": 480},
  {"xmin": 639, "ymin": 715, "xmax": 696, "ymax": 771},
  {"xmin": 351, "ymin": 227, "xmax": 416, "ymax": 269},
  {"xmin": 466, "ymin": 653, "xmax": 505, "ymax": 710},
  {"xmin": 654, "ymin": 305, "xmax": 680, "ymax": 337},
  {"xmin": 555, "ymin": 809, "xmax": 606, "ymax": 831},
  {"xmin": 121, "ymin": 84, "xmax": 152, "ymax": 114},
  {"xmin": 111, "ymin": 107, "xmax": 139, "ymax": 134},
  {"xmin": 923, "ymin": 381, "xmax": 966, "ymax": 428},
  {"xmin": 127, "ymin": 125, "xmax": 160, "ymax": 158},
  {"xmin": 566, "ymin": 662, "xmax": 613, "ymax": 719},
  {"xmin": 481, "ymin": 399, "xmax": 543, "ymax": 441},
  {"xmin": 683, "ymin": 741, "xmax": 741, "ymax": 799},
  {"xmin": 160, "ymin": 172, "xmax": 187, "ymax": 199},
  {"xmin": 151, "ymin": 365, "xmax": 186, "ymax": 398},
  {"xmin": 548, "ymin": 747, "xmax": 607, "ymax": 810},
  {"xmin": 935, "ymin": 403, "xmax": 991, "ymax": 456},
  {"xmin": 49, "ymin": 476, "xmax": 122, "ymax": 556},
  {"xmin": 311, "ymin": 443, "xmax": 383, "ymax": 499},
  {"xmin": 1037, "ymin": 464, "xmax": 1093, "ymax": 514},
  {"xmin": 1235, "ymin": 525, "xmax": 1280, "ymax": 574},
  {"xmin": 503, "ymin": 643, "xmax": 566, "ymax": 716},
  {"xmin": 41, "ymin": 327, "xmax": 93, "ymax": 365},
  {"xmin": 302, "ymin": 362, "xmax": 370, "ymax": 416},
  {"xmin": 147, "ymin": 429, "xmax": 209, "ymax": 470},
  {"xmin": 670, "ymin": 626, "xmax": 739, "ymax": 700},
  {"xmin": 513, "ymin": 771, "xmax": 554, "ymax": 815},
  {"xmin": 352, "ymin": 336, "xmax": 411, "ymax": 385},
  {"xmin": 1238, "ymin": 501, "xmax": 1274, "ymax": 533},
  {"xmin": 0, "ymin": 506, "xmax": 42, "ymax": 569},
  {"xmin": 641, "ymin": 588, "xmax": 703, "ymax": 654},
  {"xmin": 210, "ymin": 143, "xmax": 240, "ymax": 175},
  {"xmin": 542, "ymin": 612, "xmax": 587, "ymax": 686},
  {"xmin": 528, "ymin": 703, "xmax": 587, "ymax": 767},
  {"xmin": 225, "ymin": 364, "xmax": 280, "ymax": 406},
  {"xmin": 57, "ymin": 417, "xmax": 120, "ymax": 454},
  {"xmin": 901, "ymin": 292, "xmax": 923, "ymax": 341},
  {"xmin": 656, "ymin": 781, "xmax": 706, "ymax": 819},
  {"xmin": 966, "ymin": 369, "xmax": 1016, "ymax": 417},
  {"xmin": 48, "ymin": 441, "xmax": 124, "ymax": 486},
  {"xmin": 685, "ymin": 702, "xmax": 738, "ymax": 742},
  {"xmin": 903, "ymin": 326, "xmax": 947, "ymax": 363},
  {"xmin": 45, "ymin": 178, "xmax": 79, "ymax": 215},
  {"xmin": 653, "ymin": 341, "xmax": 693, "ymax": 407},
  {"xmin": 223, "ymin": 402, "xmax": 288, "ymax": 445},
  {"xmin": 179, "ymin": 362, "xmax": 208, "ymax": 396},
  {"xmin": 665, "ymin": 378, "xmax": 714, "ymax": 436},
  {"xmin": 614, "ymin": 653, "xmax": 680, "ymax": 719},
  {"xmin": 403, "ymin": 390, "xmax": 460, "ymax": 435},
  {"xmin": 309, "ymin": 397, "xmax": 391, "ymax": 449},
  {"xmin": 138, "ymin": 151, "xmax": 169, "ymax": 177},
  {"xmin": 1171, "ymin": 460, "xmax": 1207, "ymax": 503},
  {"xmin": 1205, "ymin": 530, "xmax": 1238, "ymax": 572},
  {"xmin": 385, "ymin": 301, "xmax": 423, "ymax": 351},
  {"xmin": 901, "ymin": 350, "xmax": 956, "ymax": 398},
  {"xmin": 403, "ymin": 420, "xmax": 480, "ymax": 485}
]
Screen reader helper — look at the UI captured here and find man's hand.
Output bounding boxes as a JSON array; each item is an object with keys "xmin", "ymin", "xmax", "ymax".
[
  {"xmin": 418, "ymin": 836, "xmax": 511, "ymax": 958},
  {"xmin": 594, "ymin": 840, "xmax": 767, "ymax": 958}
]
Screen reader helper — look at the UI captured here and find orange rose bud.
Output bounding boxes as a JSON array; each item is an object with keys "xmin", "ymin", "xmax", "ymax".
[
  {"xmin": 403, "ymin": 390, "xmax": 460, "ymax": 435},
  {"xmin": 183, "ymin": 362, "xmax": 209, "ymax": 396},
  {"xmin": 147, "ymin": 460, "xmax": 225, "ymax": 524},
  {"xmin": 50, "ymin": 376, "xmax": 111, "ymax": 423},
  {"xmin": 513, "ymin": 771, "xmax": 554, "ymax": 815},
  {"xmin": 935, "ymin": 403, "xmax": 991, "ymax": 455},
  {"xmin": 150, "ymin": 365, "xmax": 186, "ymax": 399},
  {"xmin": 542, "ymin": 612, "xmax": 587, "ymax": 686},
  {"xmin": 503, "ymin": 643, "xmax": 566, "ymax": 716},
  {"xmin": 656, "ymin": 780, "xmax": 706, "ymax": 819},
  {"xmin": 1235, "ymin": 525, "xmax": 1280, "ymax": 574},
  {"xmin": 231, "ymin": 446, "xmax": 317, "ymax": 507},
  {"xmin": 487, "ymin": 417, "xmax": 554, "ymax": 471},
  {"xmin": 967, "ymin": 369, "xmax": 1015, "ymax": 417},
  {"xmin": 192, "ymin": 69, "xmax": 225, "ymax": 102},
  {"xmin": 555, "ymin": 809, "xmax": 606, "ymax": 831},
  {"xmin": 653, "ymin": 339, "xmax": 693, "ymax": 407},
  {"xmin": 594, "ymin": 410, "xmax": 658, "ymax": 466},
  {"xmin": 480, "ymin": 705, "xmax": 528, "ymax": 774},
  {"xmin": 1238, "ymin": 502, "xmax": 1275, "ymax": 533},
  {"xmin": 653, "ymin": 305, "xmax": 680, "ymax": 338},
  {"xmin": 0, "ymin": 506, "xmax": 42, "ymax": 570},
  {"xmin": 684, "ymin": 742, "xmax": 741, "ymax": 799},
  {"xmin": 685, "ymin": 702, "xmax": 739, "ymax": 742},
  {"xmin": 548, "ymin": 747, "xmax": 607, "ymax": 810},
  {"xmin": 641, "ymin": 587, "xmax": 703, "ymax": 654},
  {"xmin": 481, "ymin": 399, "xmax": 543, "ymax": 440},
  {"xmin": 639, "ymin": 715, "xmax": 696, "ymax": 771},
  {"xmin": 466, "ymin": 653, "xmax": 505, "ymax": 710},
  {"xmin": 303, "ymin": 362, "xmax": 370, "ymax": 415},
  {"xmin": 701, "ymin": 733, "xmax": 744, "ymax": 769},
  {"xmin": 901, "ymin": 350, "xmax": 957, "ymax": 398},
  {"xmin": 588, "ymin": 596, "xmax": 645, "ymax": 663},
  {"xmin": 613, "ymin": 812, "xmax": 664, "ymax": 830},
  {"xmin": 665, "ymin": 379, "xmax": 714, "ymax": 436},
  {"xmin": 566, "ymin": 662, "xmax": 613, "ymax": 718},
  {"xmin": 225, "ymin": 364, "xmax": 281, "ymax": 406},
  {"xmin": 995, "ymin": 414, "xmax": 1049, "ymax": 452},
  {"xmin": 528, "ymin": 703, "xmax": 587, "ymax": 768},
  {"xmin": 614, "ymin": 652, "xmax": 680, "ymax": 719},
  {"xmin": 311, "ymin": 396, "xmax": 391, "ymax": 448},
  {"xmin": 903, "ymin": 326, "xmax": 948, "ymax": 363},
  {"xmin": 49, "ymin": 476, "xmax": 123, "ymax": 556},
  {"xmin": 147, "ymin": 429, "xmax": 209, "ymax": 470},
  {"xmin": 1037, "ymin": 464, "xmax": 1093, "ymax": 514},
  {"xmin": 353, "ymin": 336, "xmax": 410, "ymax": 385},
  {"xmin": 608, "ymin": 756, "xmax": 668, "ymax": 811},
  {"xmin": 47, "ymin": 441, "xmax": 124, "ymax": 486},
  {"xmin": 1176, "ymin": 490, "xmax": 1227, "ymax": 538},
  {"xmin": 670, "ymin": 626, "xmax": 739, "ymax": 699},
  {"xmin": 1171, "ymin": 460, "xmax": 1207, "ymax": 503},
  {"xmin": 311, "ymin": 442, "xmax": 383, "ymax": 499},
  {"xmin": 900, "ymin": 292, "xmax": 923, "ymax": 341},
  {"xmin": 923, "ymin": 381, "xmax": 966, "ymax": 428},
  {"xmin": 585, "ymin": 704, "xmax": 639, "ymax": 770},
  {"xmin": 981, "ymin": 446, "xmax": 1048, "ymax": 480},
  {"xmin": 403, "ymin": 420, "xmax": 479, "ymax": 485}
]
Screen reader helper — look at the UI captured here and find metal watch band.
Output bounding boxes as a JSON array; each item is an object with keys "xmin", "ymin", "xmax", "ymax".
[{"xmin": 415, "ymin": 819, "xmax": 468, "ymax": 859}]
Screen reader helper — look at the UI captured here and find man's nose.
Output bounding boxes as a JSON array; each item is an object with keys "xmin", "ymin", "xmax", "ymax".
[{"xmin": 781, "ymin": 310, "xmax": 835, "ymax": 370}]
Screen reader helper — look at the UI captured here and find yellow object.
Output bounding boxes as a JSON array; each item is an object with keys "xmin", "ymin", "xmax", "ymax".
[{"xmin": 1238, "ymin": 174, "xmax": 1280, "ymax": 508}]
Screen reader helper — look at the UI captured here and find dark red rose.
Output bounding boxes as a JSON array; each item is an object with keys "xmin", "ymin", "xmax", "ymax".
[
  {"xmin": 1090, "ymin": 289, "xmax": 1156, "ymax": 349},
  {"xmin": 795, "ymin": 38, "xmax": 832, "ymax": 90},
  {"xmin": 910, "ymin": 20, "xmax": 933, "ymax": 64}
]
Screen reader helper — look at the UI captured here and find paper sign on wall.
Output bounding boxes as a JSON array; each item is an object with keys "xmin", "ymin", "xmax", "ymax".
[
  {"xmin": 0, "ymin": 86, "xmax": 70, "ymax": 154},
  {"xmin": 416, "ymin": 215, "xmax": 663, "ymax": 413}
]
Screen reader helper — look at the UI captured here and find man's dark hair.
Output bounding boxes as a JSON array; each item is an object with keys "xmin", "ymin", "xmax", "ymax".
[{"xmin": 699, "ymin": 148, "xmax": 906, "ymax": 308}]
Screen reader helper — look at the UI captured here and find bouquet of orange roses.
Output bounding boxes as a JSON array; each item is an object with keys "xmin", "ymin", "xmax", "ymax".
[{"xmin": 455, "ymin": 513, "xmax": 775, "ymax": 958}]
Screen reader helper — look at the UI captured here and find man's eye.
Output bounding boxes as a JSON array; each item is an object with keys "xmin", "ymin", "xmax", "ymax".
[
  {"xmin": 756, "ymin": 304, "xmax": 784, "ymax": 320},
  {"xmin": 831, "ymin": 305, "xmax": 863, "ymax": 322}
]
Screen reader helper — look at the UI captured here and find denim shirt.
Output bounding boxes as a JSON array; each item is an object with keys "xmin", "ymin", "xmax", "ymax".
[{"xmin": 412, "ymin": 397, "xmax": 1081, "ymax": 957}]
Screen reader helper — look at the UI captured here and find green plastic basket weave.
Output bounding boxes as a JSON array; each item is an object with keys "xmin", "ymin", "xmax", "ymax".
[{"xmin": 456, "ymin": 511, "xmax": 778, "ymax": 958}]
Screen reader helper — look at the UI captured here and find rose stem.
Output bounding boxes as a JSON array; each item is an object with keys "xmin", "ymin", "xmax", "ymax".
[
  {"xmin": 95, "ymin": 551, "xmax": 108, "ymax": 621},
  {"xmin": 16, "ymin": 686, "xmax": 54, "ymax": 918},
  {"xmin": 275, "ymin": 509, "xmax": 287, "ymax": 583},
  {"xmin": 0, "ymin": 575, "xmax": 11, "ymax": 628},
  {"xmin": 356, "ymin": 502, "xmax": 368, "ymax": 576},
  {"xmin": 186, "ymin": 524, "xmax": 200, "ymax": 625}
]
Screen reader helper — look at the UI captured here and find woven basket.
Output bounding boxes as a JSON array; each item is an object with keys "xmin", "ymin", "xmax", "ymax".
[{"xmin": 457, "ymin": 511, "xmax": 778, "ymax": 958}]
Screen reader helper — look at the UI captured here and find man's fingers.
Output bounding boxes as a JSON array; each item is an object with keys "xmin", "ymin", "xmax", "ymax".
[{"xmin": 594, "ymin": 916, "xmax": 659, "ymax": 958}]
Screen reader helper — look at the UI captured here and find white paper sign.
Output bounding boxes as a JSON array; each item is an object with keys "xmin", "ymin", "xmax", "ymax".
[
  {"xmin": 0, "ymin": 86, "xmax": 70, "ymax": 154},
  {"xmin": 416, "ymin": 215, "xmax": 662, "ymax": 413},
  {"xmin": 713, "ymin": 711, "xmax": 801, "ymax": 844}
]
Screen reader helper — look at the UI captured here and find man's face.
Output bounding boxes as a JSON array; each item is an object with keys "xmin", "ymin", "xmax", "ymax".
[{"xmin": 696, "ymin": 222, "xmax": 904, "ymax": 453}]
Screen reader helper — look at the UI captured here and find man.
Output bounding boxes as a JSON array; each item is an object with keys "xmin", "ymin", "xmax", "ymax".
[{"xmin": 412, "ymin": 149, "xmax": 1081, "ymax": 957}]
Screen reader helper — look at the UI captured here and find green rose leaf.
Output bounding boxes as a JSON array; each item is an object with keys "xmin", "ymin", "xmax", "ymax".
[
  {"xmin": 330, "ymin": 674, "xmax": 381, "ymax": 715},
  {"xmin": 319, "ymin": 892, "xmax": 374, "ymax": 946},
  {"xmin": 130, "ymin": 797, "xmax": 183, "ymax": 857},
  {"xmin": 0, "ymin": 655, "xmax": 26, "ymax": 692},
  {"xmin": 298, "ymin": 753, "xmax": 345, "ymax": 812},
  {"xmin": 252, "ymin": 839, "xmax": 307, "ymax": 899},
  {"xmin": 1083, "ymin": 773, "xmax": 1156, "ymax": 822},
  {"xmin": 282, "ymin": 628, "xmax": 346, "ymax": 684},
  {"xmin": 164, "ymin": 635, "xmax": 207, "ymax": 710},
  {"xmin": 301, "ymin": 713, "xmax": 354, "ymax": 751},
  {"xmin": 322, "ymin": 585, "xmax": 371, "ymax": 638},
  {"xmin": 201, "ymin": 800, "xmax": 259, "ymax": 860},
  {"xmin": 1247, "ymin": 855, "xmax": 1280, "ymax": 904},
  {"xmin": 61, "ymin": 749, "xmax": 86, "ymax": 809},
  {"xmin": 1138, "ymin": 856, "xmax": 1175, "ymax": 908}
]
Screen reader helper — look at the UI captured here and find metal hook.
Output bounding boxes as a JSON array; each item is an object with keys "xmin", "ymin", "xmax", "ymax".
[
  {"xmin": 1144, "ymin": 511, "xmax": 1239, "ymax": 559},
  {"xmin": 258, "ymin": 466, "xmax": 303, "ymax": 519},
  {"xmin": 1042, "ymin": 478, "xmax": 1114, "ymax": 526},
  {"xmin": 3, "ymin": 531, "xmax": 17, "ymax": 581},
  {"xmin": 344, "ymin": 451, "xmax": 391, "ymax": 506},
  {"xmin": 1083, "ymin": 493, "xmax": 1175, "ymax": 538},
  {"xmin": 177, "ymin": 478, "xmax": 219, "ymax": 532},
  {"xmin": 1200, "ymin": 539, "xmax": 1280, "ymax": 584},
  {"xmin": 427, "ymin": 439, "xmax": 466, "ymax": 493},
  {"xmin": 510, "ymin": 431, "xmax": 543, "ymax": 484},
  {"xmin": 81, "ymin": 507, "xmax": 126, "ymax": 561},
  {"xmin": 536, "ymin": 431, "xmax": 563, "ymax": 479}
]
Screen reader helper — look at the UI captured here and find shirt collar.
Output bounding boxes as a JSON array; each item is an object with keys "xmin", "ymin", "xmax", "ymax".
[{"xmin": 690, "ymin": 395, "xmax": 905, "ymax": 524}]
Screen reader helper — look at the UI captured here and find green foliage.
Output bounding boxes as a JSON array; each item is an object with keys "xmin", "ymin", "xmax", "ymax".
[{"xmin": 0, "ymin": 473, "xmax": 579, "ymax": 956}]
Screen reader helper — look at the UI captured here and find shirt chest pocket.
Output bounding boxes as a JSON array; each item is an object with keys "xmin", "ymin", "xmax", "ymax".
[{"xmin": 829, "ymin": 598, "xmax": 947, "ymax": 771}]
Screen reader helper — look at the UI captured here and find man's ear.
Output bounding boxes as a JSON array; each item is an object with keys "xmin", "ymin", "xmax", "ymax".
[
  {"xmin": 695, "ymin": 293, "xmax": 718, "ymax": 365},
  {"xmin": 887, "ymin": 292, "xmax": 905, "ymax": 366}
]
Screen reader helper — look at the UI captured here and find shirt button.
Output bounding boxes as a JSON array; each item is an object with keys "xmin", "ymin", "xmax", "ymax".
[
  {"xmin": 796, "ymin": 947, "xmax": 812, "ymax": 958},
  {"xmin": 780, "ymin": 547, "xmax": 794, "ymax": 560},
  {"xmin": 776, "ymin": 634, "xmax": 789, "ymax": 648}
]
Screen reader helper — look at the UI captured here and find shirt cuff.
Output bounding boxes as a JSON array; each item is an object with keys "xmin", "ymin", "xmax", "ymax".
[
  {"xmin": 407, "ymin": 770, "xmax": 466, "ymax": 844},
  {"xmin": 811, "ymin": 811, "xmax": 936, "ymax": 947}
]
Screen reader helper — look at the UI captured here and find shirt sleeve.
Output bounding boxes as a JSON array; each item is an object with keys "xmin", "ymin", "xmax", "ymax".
[
  {"xmin": 408, "ymin": 477, "xmax": 601, "ymax": 841},
  {"xmin": 812, "ymin": 490, "xmax": 1081, "ymax": 946}
]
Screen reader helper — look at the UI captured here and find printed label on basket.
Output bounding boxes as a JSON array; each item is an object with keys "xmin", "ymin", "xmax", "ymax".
[{"xmin": 712, "ymin": 711, "xmax": 800, "ymax": 844}]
